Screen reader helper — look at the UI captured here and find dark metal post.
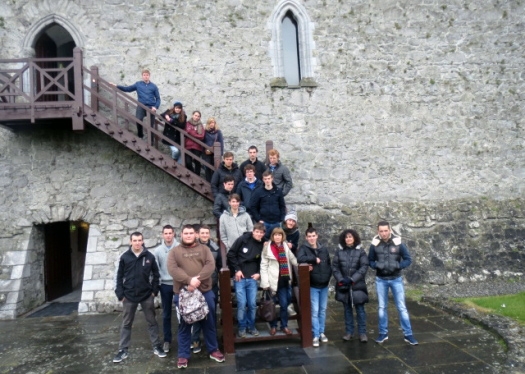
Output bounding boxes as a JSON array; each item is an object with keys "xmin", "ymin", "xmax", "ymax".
[{"xmin": 298, "ymin": 264, "xmax": 313, "ymax": 347}]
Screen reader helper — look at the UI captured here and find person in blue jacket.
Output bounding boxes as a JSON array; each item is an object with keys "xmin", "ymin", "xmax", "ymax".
[{"xmin": 111, "ymin": 69, "xmax": 161, "ymax": 141}]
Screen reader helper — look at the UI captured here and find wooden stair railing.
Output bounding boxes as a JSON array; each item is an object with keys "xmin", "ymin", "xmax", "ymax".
[{"xmin": 0, "ymin": 48, "xmax": 222, "ymax": 201}]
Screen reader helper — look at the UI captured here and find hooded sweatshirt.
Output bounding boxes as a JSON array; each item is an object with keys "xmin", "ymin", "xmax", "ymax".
[{"xmin": 154, "ymin": 238, "xmax": 180, "ymax": 285}]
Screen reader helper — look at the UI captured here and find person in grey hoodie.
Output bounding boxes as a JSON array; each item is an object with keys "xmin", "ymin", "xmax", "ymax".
[
  {"xmin": 220, "ymin": 194, "xmax": 254, "ymax": 251},
  {"xmin": 154, "ymin": 225, "xmax": 180, "ymax": 354}
]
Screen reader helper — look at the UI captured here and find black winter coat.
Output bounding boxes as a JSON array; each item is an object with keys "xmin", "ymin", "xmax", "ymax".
[
  {"xmin": 331, "ymin": 245, "xmax": 369, "ymax": 305},
  {"xmin": 226, "ymin": 232, "xmax": 264, "ymax": 278},
  {"xmin": 248, "ymin": 183, "xmax": 286, "ymax": 223},
  {"xmin": 297, "ymin": 243, "xmax": 332, "ymax": 289},
  {"xmin": 210, "ymin": 161, "xmax": 243, "ymax": 197},
  {"xmin": 115, "ymin": 247, "xmax": 160, "ymax": 303},
  {"xmin": 161, "ymin": 110, "xmax": 185, "ymax": 145}
]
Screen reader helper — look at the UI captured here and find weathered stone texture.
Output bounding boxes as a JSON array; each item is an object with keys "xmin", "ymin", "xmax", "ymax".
[{"xmin": 0, "ymin": 0, "xmax": 524, "ymax": 317}]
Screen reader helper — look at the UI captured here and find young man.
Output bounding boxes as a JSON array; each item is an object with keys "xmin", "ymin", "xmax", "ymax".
[
  {"xmin": 213, "ymin": 175, "xmax": 236, "ymax": 219},
  {"xmin": 265, "ymin": 149, "xmax": 293, "ymax": 197},
  {"xmin": 248, "ymin": 171, "xmax": 286, "ymax": 240},
  {"xmin": 297, "ymin": 226, "xmax": 332, "ymax": 347},
  {"xmin": 153, "ymin": 225, "xmax": 180, "ymax": 353},
  {"xmin": 191, "ymin": 225, "xmax": 222, "ymax": 354},
  {"xmin": 167, "ymin": 225, "xmax": 225, "ymax": 369},
  {"xmin": 220, "ymin": 193, "xmax": 254, "ymax": 251},
  {"xmin": 227, "ymin": 223, "xmax": 265, "ymax": 338},
  {"xmin": 368, "ymin": 221, "xmax": 418, "ymax": 346},
  {"xmin": 210, "ymin": 151, "xmax": 243, "ymax": 197},
  {"xmin": 111, "ymin": 69, "xmax": 160, "ymax": 140},
  {"xmin": 236, "ymin": 164, "xmax": 262, "ymax": 212},
  {"xmin": 113, "ymin": 232, "xmax": 166, "ymax": 363},
  {"xmin": 239, "ymin": 145, "xmax": 266, "ymax": 180}
]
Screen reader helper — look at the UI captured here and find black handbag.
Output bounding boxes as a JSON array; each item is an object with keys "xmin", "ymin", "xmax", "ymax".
[{"xmin": 257, "ymin": 290, "xmax": 277, "ymax": 322}]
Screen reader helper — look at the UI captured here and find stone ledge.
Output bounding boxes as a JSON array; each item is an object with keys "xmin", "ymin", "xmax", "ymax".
[{"xmin": 422, "ymin": 296, "xmax": 525, "ymax": 374}]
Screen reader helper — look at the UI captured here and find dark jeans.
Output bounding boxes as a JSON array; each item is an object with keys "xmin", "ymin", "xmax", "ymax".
[
  {"xmin": 135, "ymin": 106, "xmax": 155, "ymax": 140},
  {"xmin": 176, "ymin": 290, "xmax": 218, "ymax": 359},
  {"xmin": 159, "ymin": 283, "xmax": 175, "ymax": 343},
  {"xmin": 118, "ymin": 295, "xmax": 161, "ymax": 350},
  {"xmin": 185, "ymin": 149, "xmax": 202, "ymax": 176},
  {"xmin": 270, "ymin": 281, "xmax": 291, "ymax": 329},
  {"xmin": 202, "ymin": 152, "xmax": 214, "ymax": 182}
]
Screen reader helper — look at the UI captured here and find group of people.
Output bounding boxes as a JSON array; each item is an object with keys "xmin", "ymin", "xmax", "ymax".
[
  {"xmin": 112, "ymin": 70, "xmax": 224, "ymax": 180},
  {"xmin": 113, "ymin": 218, "xmax": 418, "ymax": 370},
  {"xmin": 226, "ymin": 220, "xmax": 419, "ymax": 348}
]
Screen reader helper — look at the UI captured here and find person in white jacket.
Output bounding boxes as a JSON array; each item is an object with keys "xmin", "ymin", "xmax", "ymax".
[
  {"xmin": 260, "ymin": 227, "xmax": 298, "ymax": 336},
  {"xmin": 219, "ymin": 194, "xmax": 253, "ymax": 251}
]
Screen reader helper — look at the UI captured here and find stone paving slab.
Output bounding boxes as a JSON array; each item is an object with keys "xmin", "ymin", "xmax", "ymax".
[{"xmin": 0, "ymin": 300, "xmax": 513, "ymax": 373}]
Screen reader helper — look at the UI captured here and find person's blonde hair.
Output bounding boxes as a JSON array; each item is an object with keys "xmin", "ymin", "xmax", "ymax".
[
  {"xmin": 206, "ymin": 117, "xmax": 220, "ymax": 131},
  {"xmin": 141, "ymin": 69, "xmax": 150, "ymax": 75}
]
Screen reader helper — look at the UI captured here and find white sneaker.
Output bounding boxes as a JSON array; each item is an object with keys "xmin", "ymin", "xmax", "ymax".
[
  {"xmin": 287, "ymin": 304, "xmax": 297, "ymax": 316},
  {"xmin": 313, "ymin": 337, "xmax": 320, "ymax": 347},
  {"xmin": 320, "ymin": 333, "xmax": 328, "ymax": 343}
]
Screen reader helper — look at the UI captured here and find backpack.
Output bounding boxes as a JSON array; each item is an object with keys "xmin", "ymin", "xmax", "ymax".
[{"xmin": 178, "ymin": 287, "xmax": 209, "ymax": 324}]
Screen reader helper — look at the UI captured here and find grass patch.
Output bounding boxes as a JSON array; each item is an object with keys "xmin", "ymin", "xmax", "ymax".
[{"xmin": 454, "ymin": 292, "xmax": 525, "ymax": 324}]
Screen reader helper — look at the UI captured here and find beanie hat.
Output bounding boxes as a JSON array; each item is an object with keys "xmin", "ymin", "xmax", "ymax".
[
  {"xmin": 173, "ymin": 101, "xmax": 183, "ymax": 108},
  {"xmin": 284, "ymin": 209, "xmax": 297, "ymax": 223}
]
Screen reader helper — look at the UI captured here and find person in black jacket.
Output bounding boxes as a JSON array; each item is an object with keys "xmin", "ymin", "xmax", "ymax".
[
  {"xmin": 210, "ymin": 152, "xmax": 243, "ymax": 197},
  {"xmin": 161, "ymin": 101, "xmax": 186, "ymax": 163},
  {"xmin": 239, "ymin": 145, "xmax": 266, "ymax": 180},
  {"xmin": 332, "ymin": 229, "xmax": 369, "ymax": 343},
  {"xmin": 227, "ymin": 223, "xmax": 265, "ymax": 338},
  {"xmin": 297, "ymin": 226, "xmax": 332, "ymax": 347},
  {"xmin": 248, "ymin": 171, "xmax": 286, "ymax": 240},
  {"xmin": 368, "ymin": 221, "xmax": 418, "ymax": 346},
  {"xmin": 113, "ymin": 232, "xmax": 166, "ymax": 363}
]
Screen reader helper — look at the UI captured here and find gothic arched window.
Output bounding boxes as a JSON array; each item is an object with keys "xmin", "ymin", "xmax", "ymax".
[{"xmin": 269, "ymin": 0, "xmax": 317, "ymax": 88}]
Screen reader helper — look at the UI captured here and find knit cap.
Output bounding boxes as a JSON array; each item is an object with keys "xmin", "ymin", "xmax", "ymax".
[{"xmin": 284, "ymin": 209, "xmax": 297, "ymax": 222}]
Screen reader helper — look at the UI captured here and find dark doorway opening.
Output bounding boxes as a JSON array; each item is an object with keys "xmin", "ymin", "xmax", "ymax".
[
  {"xmin": 33, "ymin": 23, "xmax": 76, "ymax": 102},
  {"xmin": 44, "ymin": 221, "xmax": 89, "ymax": 301}
]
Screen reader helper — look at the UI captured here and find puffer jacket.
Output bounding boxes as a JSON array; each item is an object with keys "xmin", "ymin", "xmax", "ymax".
[
  {"xmin": 297, "ymin": 243, "xmax": 332, "ymax": 289},
  {"xmin": 115, "ymin": 246, "xmax": 160, "ymax": 303},
  {"xmin": 368, "ymin": 235, "xmax": 412, "ymax": 280},
  {"xmin": 260, "ymin": 241, "xmax": 298, "ymax": 292},
  {"xmin": 331, "ymin": 245, "xmax": 369, "ymax": 305},
  {"xmin": 219, "ymin": 206, "xmax": 254, "ymax": 250}
]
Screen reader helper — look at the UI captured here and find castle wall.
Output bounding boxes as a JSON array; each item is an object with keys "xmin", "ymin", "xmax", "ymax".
[{"xmin": 0, "ymin": 0, "xmax": 524, "ymax": 318}]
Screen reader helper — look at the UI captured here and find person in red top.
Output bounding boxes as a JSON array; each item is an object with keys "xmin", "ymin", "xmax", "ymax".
[{"xmin": 185, "ymin": 110, "xmax": 205, "ymax": 176}]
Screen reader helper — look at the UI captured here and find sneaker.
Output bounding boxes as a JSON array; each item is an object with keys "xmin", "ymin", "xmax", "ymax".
[
  {"xmin": 177, "ymin": 357, "xmax": 188, "ymax": 369},
  {"xmin": 237, "ymin": 329, "xmax": 246, "ymax": 338},
  {"xmin": 320, "ymin": 333, "xmax": 328, "ymax": 343},
  {"xmin": 287, "ymin": 304, "xmax": 297, "ymax": 316},
  {"xmin": 343, "ymin": 333, "xmax": 353, "ymax": 341},
  {"xmin": 192, "ymin": 342, "xmax": 201, "ymax": 354},
  {"xmin": 312, "ymin": 337, "xmax": 320, "ymax": 347},
  {"xmin": 153, "ymin": 345, "xmax": 167, "ymax": 358},
  {"xmin": 404, "ymin": 335, "xmax": 418, "ymax": 345},
  {"xmin": 248, "ymin": 328, "xmax": 260, "ymax": 336},
  {"xmin": 113, "ymin": 349, "xmax": 128, "ymax": 363},
  {"xmin": 359, "ymin": 334, "xmax": 368, "ymax": 343},
  {"xmin": 163, "ymin": 342, "xmax": 170, "ymax": 353},
  {"xmin": 375, "ymin": 334, "xmax": 388, "ymax": 344},
  {"xmin": 209, "ymin": 349, "xmax": 225, "ymax": 363}
]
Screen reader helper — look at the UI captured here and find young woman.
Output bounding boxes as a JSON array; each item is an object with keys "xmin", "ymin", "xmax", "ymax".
[
  {"xmin": 331, "ymin": 229, "xmax": 369, "ymax": 343},
  {"xmin": 203, "ymin": 117, "xmax": 224, "ymax": 182},
  {"xmin": 260, "ymin": 227, "xmax": 298, "ymax": 336},
  {"xmin": 161, "ymin": 101, "xmax": 186, "ymax": 162},
  {"xmin": 184, "ymin": 111, "xmax": 205, "ymax": 175}
]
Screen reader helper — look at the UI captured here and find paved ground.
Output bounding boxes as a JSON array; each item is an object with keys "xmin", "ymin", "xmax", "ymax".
[{"xmin": 0, "ymin": 298, "xmax": 510, "ymax": 374}]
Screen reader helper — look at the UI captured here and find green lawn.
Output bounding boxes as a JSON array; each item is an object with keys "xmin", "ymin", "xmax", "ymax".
[{"xmin": 454, "ymin": 292, "xmax": 525, "ymax": 325}]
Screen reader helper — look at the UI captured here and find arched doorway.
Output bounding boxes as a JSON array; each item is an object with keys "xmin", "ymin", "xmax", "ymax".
[{"xmin": 33, "ymin": 23, "xmax": 76, "ymax": 102}]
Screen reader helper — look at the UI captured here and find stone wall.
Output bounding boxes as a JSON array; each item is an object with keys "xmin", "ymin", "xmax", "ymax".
[{"xmin": 0, "ymin": 0, "xmax": 524, "ymax": 318}]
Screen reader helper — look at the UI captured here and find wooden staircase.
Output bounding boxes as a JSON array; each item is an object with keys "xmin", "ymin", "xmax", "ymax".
[{"xmin": 0, "ymin": 47, "xmax": 219, "ymax": 201}]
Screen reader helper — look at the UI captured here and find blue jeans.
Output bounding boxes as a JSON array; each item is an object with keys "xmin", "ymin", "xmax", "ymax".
[
  {"xmin": 175, "ymin": 290, "xmax": 218, "ymax": 359},
  {"xmin": 270, "ymin": 283, "xmax": 291, "ymax": 329},
  {"xmin": 375, "ymin": 276, "xmax": 413, "ymax": 336},
  {"xmin": 343, "ymin": 301, "xmax": 366, "ymax": 335},
  {"xmin": 263, "ymin": 222, "xmax": 281, "ymax": 241},
  {"xmin": 235, "ymin": 278, "xmax": 258, "ymax": 330},
  {"xmin": 310, "ymin": 286, "xmax": 328, "ymax": 338},
  {"xmin": 159, "ymin": 283, "xmax": 175, "ymax": 343},
  {"xmin": 169, "ymin": 145, "xmax": 181, "ymax": 163}
]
